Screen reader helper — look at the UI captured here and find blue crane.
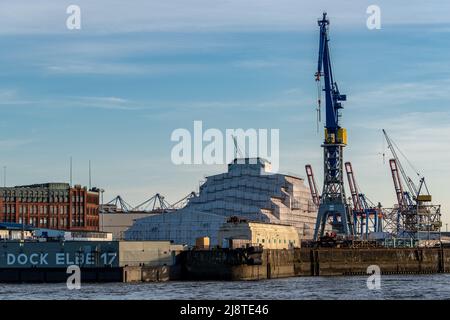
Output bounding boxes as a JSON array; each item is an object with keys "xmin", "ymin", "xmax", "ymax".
[{"xmin": 313, "ymin": 12, "xmax": 354, "ymax": 240}]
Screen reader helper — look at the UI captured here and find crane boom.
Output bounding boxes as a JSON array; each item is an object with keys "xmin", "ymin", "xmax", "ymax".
[
  {"xmin": 344, "ymin": 162, "xmax": 363, "ymax": 212},
  {"xmin": 382, "ymin": 129, "xmax": 417, "ymax": 198},
  {"xmin": 389, "ymin": 159, "xmax": 406, "ymax": 209},
  {"xmin": 305, "ymin": 164, "xmax": 320, "ymax": 207}
]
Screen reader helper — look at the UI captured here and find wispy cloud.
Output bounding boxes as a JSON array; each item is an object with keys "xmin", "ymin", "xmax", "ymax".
[
  {"xmin": 349, "ymin": 79, "xmax": 450, "ymax": 110},
  {"xmin": 2, "ymin": 0, "xmax": 450, "ymax": 35},
  {"xmin": 45, "ymin": 61, "xmax": 211, "ymax": 76},
  {"xmin": 0, "ymin": 89, "xmax": 35, "ymax": 105},
  {"xmin": 0, "ymin": 138, "xmax": 34, "ymax": 148},
  {"xmin": 0, "ymin": 89, "xmax": 141, "ymax": 111},
  {"xmin": 232, "ymin": 59, "xmax": 281, "ymax": 69},
  {"xmin": 69, "ymin": 96, "xmax": 140, "ymax": 110}
]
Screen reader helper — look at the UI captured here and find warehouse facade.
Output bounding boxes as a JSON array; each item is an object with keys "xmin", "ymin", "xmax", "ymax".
[{"xmin": 0, "ymin": 183, "xmax": 100, "ymax": 231}]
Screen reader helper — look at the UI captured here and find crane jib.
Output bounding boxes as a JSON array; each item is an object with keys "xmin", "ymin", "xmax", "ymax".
[{"xmin": 316, "ymin": 13, "xmax": 347, "ymax": 143}]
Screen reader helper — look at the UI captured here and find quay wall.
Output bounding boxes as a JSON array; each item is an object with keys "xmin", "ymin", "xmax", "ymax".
[
  {"xmin": 180, "ymin": 247, "xmax": 450, "ymax": 280},
  {"xmin": 2, "ymin": 246, "xmax": 450, "ymax": 282}
]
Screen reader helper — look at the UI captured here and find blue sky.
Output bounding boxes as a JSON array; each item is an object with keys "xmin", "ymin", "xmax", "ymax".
[{"xmin": 0, "ymin": 1, "xmax": 449, "ymax": 224}]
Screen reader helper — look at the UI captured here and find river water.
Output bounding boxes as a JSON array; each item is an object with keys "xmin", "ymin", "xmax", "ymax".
[{"xmin": 0, "ymin": 274, "xmax": 449, "ymax": 299}]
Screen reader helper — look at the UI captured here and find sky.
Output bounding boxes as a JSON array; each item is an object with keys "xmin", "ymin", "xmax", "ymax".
[{"xmin": 0, "ymin": 1, "xmax": 449, "ymax": 225}]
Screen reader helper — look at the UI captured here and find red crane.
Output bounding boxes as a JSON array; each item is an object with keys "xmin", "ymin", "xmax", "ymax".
[
  {"xmin": 305, "ymin": 164, "xmax": 320, "ymax": 207},
  {"xmin": 389, "ymin": 159, "xmax": 406, "ymax": 209},
  {"xmin": 344, "ymin": 162, "xmax": 363, "ymax": 213}
]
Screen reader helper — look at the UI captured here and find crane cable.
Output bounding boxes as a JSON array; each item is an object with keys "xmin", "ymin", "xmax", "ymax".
[{"xmin": 389, "ymin": 138, "xmax": 421, "ymax": 178}]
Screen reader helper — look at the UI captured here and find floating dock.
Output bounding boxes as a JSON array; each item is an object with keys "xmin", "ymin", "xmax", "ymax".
[
  {"xmin": 0, "ymin": 240, "xmax": 183, "ymax": 283},
  {"xmin": 2, "ymin": 240, "xmax": 450, "ymax": 283}
]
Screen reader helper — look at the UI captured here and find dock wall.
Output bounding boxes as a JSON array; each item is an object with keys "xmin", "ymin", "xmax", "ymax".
[
  {"xmin": 3, "ymin": 247, "xmax": 450, "ymax": 282},
  {"xmin": 180, "ymin": 247, "xmax": 450, "ymax": 280},
  {"xmin": 0, "ymin": 267, "xmax": 123, "ymax": 283}
]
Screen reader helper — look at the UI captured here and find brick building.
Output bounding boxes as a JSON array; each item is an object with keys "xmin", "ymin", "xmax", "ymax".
[{"xmin": 0, "ymin": 183, "xmax": 100, "ymax": 231}]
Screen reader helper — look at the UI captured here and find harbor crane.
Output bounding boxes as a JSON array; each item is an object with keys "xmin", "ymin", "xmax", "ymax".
[
  {"xmin": 102, "ymin": 195, "xmax": 133, "ymax": 213},
  {"xmin": 313, "ymin": 12, "xmax": 354, "ymax": 240},
  {"xmin": 345, "ymin": 162, "xmax": 383, "ymax": 238},
  {"xmin": 133, "ymin": 193, "xmax": 174, "ymax": 213},
  {"xmin": 383, "ymin": 129, "xmax": 441, "ymax": 240},
  {"xmin": 170, "ymin": 191, "xmax": 197, "ymax": 209}
]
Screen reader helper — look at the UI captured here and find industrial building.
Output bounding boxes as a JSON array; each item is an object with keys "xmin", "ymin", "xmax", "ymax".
[
  {"xmin": 218, "ymin": 217, "xmax": 300, "ymax": 249},
  {"xmin": 0, "ymin": 183, "xmax": 100, "ymax": 232},
  {"xmin": 125, "ymin": 158, "xmax": 318, "ymax": 246},
  {"xmin": 100, "ymin": 212, "xmax": 159, "ymax": 240},
  {"xmin": 99, "ymin": 193, "xmax": 180, "ymax": 239}
]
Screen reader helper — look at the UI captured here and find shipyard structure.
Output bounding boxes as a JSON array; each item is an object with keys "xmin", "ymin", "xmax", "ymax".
[
  {"xmin": 125, "ymin": 158, "xmax": 317, "ymax": 245},
  {"xmin": 0, "ymin": 12, "xmax": 446, "ymax": 284}
]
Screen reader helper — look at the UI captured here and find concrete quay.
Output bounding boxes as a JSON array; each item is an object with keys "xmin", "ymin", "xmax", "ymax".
[{"xmin": 177, "ymin": 247, "xmax": 450, "ymax": 281}]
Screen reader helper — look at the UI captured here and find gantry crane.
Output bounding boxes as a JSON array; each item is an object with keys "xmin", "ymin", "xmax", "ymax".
[
  {"xmin": 313, "ymin": 12, "xmax": 354, "ymax": 240},
  {"xmin": 101, "ymin": 195, "xmax": 133, "ymax": 213},
  {"xmin": 170, "ymin": 191, "xmax": 197, "ymax": 209},
  {"xmin": 383, "ymin": 129, "xmax": 441, "ymax": 240},
  {"xmin": 133, "ymin": 193, "xmax": 174, "ymax": 213},
  {"xmin": 345, "ymin": 162, "xmax": 382, "ymax": 238}
]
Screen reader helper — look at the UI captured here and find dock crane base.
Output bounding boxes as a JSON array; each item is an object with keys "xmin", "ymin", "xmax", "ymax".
[{"xmin": 314, "ymin": 203, "xmax": 352, "ymax": 239}]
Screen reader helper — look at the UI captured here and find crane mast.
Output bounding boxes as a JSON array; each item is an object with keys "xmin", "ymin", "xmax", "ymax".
[{"xmin": 313, "ymin": 12, "xmax": 353, "ymax": 240}]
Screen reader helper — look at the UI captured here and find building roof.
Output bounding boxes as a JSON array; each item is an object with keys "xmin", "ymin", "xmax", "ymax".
[{"xmin": 14, "ymin": 183, "xmax": 70, "ymax": 189}]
